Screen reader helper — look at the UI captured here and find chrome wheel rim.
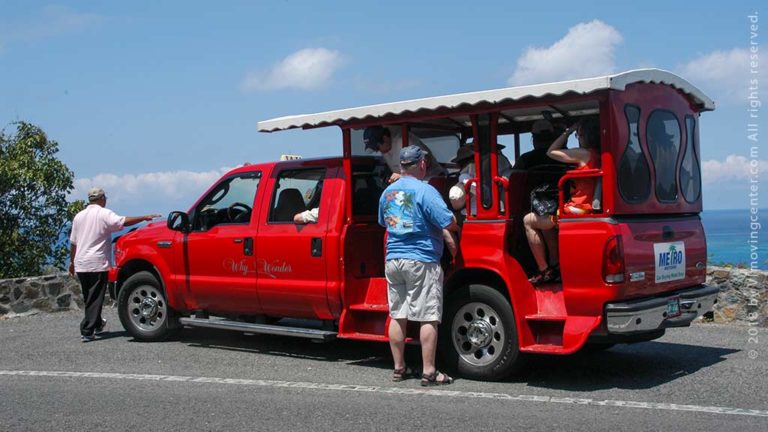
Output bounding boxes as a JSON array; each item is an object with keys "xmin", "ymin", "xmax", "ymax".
[
  {"xmin": 127, "ymin": 284, "xmax": 167, "ymax": 332},
  {"xmin": 451, "ymin": 301, "xmax": 505, "ymax": 367}
]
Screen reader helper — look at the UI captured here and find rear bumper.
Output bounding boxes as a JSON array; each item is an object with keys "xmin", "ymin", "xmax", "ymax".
[{"xmin": 605, "ymin": 284, "xmax": 718, "ymax": 334}]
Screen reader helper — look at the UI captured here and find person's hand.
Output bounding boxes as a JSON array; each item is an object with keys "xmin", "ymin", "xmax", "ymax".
[
  {"xmin": 447, "ymin": 240, "xmax": 458, "ymax": 259},
  {"xmin": 145, "ymin": 214, "xmax": 162, "ymax": 221},
  {"xmin": 388, "ymin": 173, "xmax": 401, "ymax": 183},
  {"xmin": 68, "ymin": 263, "xmax": 75, "ymax": 276}
]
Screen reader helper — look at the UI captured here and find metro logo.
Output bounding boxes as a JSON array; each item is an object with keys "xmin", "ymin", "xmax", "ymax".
[
  {"xmin": 654, "ymin": 242, "xmax": 686, "ymax": 283},
  {"xmin": 658, "ymin": 245, "xmax": 684, "ymax": 268}
]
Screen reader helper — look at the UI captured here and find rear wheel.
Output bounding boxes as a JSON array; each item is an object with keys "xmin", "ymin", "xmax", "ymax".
[
  {"xmin": 118, "ymin": 271, "xmax": 177, "ymax": 341},
  {"xmin": 440, "ymin": 284, "xmax": 525, "ymax": 381}
]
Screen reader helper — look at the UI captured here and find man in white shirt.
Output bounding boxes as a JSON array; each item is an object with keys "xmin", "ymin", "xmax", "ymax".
[
  {"xmin": 69, "ymin": 187, "xmax": 161, "ymax": 342},
  {"xmin": 363, "ymin": 126, "xmax": 446, "ymax": 183}
]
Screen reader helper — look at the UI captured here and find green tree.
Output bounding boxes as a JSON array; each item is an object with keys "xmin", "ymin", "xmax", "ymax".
[{"xmin": 0, "ymin": 122, "xmax": 85, "ymax": 278}]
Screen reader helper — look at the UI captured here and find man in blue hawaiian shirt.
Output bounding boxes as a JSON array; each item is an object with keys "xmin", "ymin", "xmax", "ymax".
[{"xmin": 378, "ymin": 146, "xmax": 458, "ymax": 386}]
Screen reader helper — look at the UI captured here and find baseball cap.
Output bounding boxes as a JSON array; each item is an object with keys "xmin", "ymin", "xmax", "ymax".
[
  {"xmin": 88, "ymin": 187, "xmax": 106, "ymax": 200},
  {"xmin": 532, "ymin": 119, "xmax": 554, "ymax": 135},
  {"xmin": 400, "ymin": 146, "xmax": 427, "ymax": 166},
  {"xmin": 363, "ymin": 126, "xmax": 387, "ymax": 152}
]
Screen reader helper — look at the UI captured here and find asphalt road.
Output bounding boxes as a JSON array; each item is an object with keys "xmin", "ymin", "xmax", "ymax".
[{"xmin": 1, "ymin": 308, "xmax": 766, "ymax": 432}]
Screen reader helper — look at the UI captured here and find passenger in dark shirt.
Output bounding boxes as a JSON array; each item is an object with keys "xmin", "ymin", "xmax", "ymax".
[{"xmin": 512, "ymin": 120, "xmax": 568, "ymax": 170}]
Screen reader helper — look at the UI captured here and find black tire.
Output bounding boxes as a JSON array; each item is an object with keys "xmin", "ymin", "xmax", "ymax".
[
  {"xmin": 118, "ymin": 271, "xmax": 177, "ymax": 341},
  {"xmin": 439, "ymin": 284, "xmax": 525, "ymax": 381}
]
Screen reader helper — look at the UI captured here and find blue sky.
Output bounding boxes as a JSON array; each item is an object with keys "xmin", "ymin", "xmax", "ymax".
[{"xmin": 1, "ymin": 1, "xmax": 765, "ymax": 215}]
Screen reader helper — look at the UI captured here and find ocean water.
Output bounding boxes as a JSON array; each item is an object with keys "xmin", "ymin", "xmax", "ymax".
[{"xmin": 701, "ymin": 209, "xmax": 767, "ymax": 267}]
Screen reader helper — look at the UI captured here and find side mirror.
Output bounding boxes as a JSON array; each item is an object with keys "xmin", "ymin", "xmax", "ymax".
[{"xmin": 167, "ymin": 211, "xmax": 190, "ymax": 233}]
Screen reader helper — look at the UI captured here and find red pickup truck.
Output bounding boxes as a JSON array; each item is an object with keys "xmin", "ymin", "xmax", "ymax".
[{"xmin": 110, "ymin": 69, "xmax": 718, "ymax": 381}]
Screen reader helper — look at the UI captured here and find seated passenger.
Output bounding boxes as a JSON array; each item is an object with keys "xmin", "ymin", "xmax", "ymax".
[
  {"xmin": 523, "ymin": 117, "xmax": 601, "ymax": 284},
  {"xmin": 364, "ymin": 126, "xmax": 446, "ymax": 183},
  {"xmin": 294, "ymin": 180, "xmax": 324, "ymax": 225},
  {"xmin": 448, "ymin": 144, "xmax": 511, "ymax": 216},
  {"xmin": 294, "ymin": 208, "xmax": 318, "ymax": 224},
  {"xmin": 512, "ymin": 120, "xmax": 568, "ymax": 170}
]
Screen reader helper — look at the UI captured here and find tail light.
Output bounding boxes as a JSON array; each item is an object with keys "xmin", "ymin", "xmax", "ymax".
[{"xmin": 603, "ymin": 235, "xmax": 625, "ymax": 284}]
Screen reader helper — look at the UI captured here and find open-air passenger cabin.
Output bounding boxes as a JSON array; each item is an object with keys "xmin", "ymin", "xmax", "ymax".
[{"xmin": 258, "ymin": 68, "xmax": 714, "ymax": 221}]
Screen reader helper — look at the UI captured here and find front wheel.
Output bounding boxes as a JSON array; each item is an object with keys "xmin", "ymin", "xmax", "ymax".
[
  {"xmin": 439, "ymin": 284, "xmax": 525, "ymax": 381},
  {"xmin": 118, "ymin": 271, "xmax": 177, "ymax": 341}
]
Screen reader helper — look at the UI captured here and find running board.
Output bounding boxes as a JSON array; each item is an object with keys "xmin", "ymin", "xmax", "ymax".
[{"xmin": 179, "ymin": 317, "xmax": 337, "ymax": 341}]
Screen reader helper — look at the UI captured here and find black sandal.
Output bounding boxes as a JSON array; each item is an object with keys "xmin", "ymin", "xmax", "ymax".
[
  {"xmin": 549, "ymin": 264, "xmax": 561, "ymax": 282},
  {"xmin": 541, "ymin": 266, "xmax": 559, "ymax": 283},
  {"xmin": 392, "ymin": 366, "xmax": 417, "ymax": 382},
  {"xmin": 420, "ymin": 370, "xmax": 454, "ymax": 386},
  {"xmin": 528, "ymin": 268, "xmax": 549, "ymax": 285}
]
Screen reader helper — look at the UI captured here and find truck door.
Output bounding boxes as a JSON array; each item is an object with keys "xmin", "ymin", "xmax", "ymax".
[
  {"xmin": 181, "ymin": 171, "xmax": 262, "ymax": 313},
  {"xmin": 256, "ymin": 167, "xmax": 329, "ymax": 318}
]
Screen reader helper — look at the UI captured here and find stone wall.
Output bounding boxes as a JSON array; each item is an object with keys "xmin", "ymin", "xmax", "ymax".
[
  {"xmin": 706, "ymin": 266, "xmax": 767, "ymax": 326},
  {"xmin": 0, "ymin": 267, "xmax": 765, "ymax": 325},
  {"xmin": 0, "ymin": 273, "xmax": 114, "ymax": 318}
]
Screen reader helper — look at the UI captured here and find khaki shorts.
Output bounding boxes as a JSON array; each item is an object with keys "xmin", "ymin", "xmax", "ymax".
[{"xmin": 385, "ymin": 259, "xmax": 444, "ymax": 323}]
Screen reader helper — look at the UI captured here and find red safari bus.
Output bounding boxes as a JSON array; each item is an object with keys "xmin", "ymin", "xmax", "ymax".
[{"xmin": 111, "ymin": 68, "xmax": 718, "ymax": 381}]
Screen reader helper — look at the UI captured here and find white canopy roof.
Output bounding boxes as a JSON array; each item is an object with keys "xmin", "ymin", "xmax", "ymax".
[{"xmin": 257, "ymin": 69, "xmax": 715, "ymax": 133}]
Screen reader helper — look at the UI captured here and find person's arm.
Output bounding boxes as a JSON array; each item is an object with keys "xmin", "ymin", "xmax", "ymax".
[
  {"xmin": 69, "ymin": 244, "xmax": 76, "ymax": 276},
  {"xmin": 442, "ymin": 229, "xmax": 458, "ymax": 259},
  {"xmin": 123, "ymin": 214, "xmax": 162, "ymax": 227},
  {"xmin": 293, "ymin": 208, "xmax": 319, "ymax": 224},
  {"xmin": 547, "ymin": 123, "xmax": 591, "ymax": 165},
  {"xmin": 444, "ymin": 215, "xmax": 459, "ymax": 232}
]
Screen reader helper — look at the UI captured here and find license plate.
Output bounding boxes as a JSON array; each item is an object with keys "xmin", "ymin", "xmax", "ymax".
[{"xmin": 666, "ymin": 297, "xmax": 681, "ymax": 318}]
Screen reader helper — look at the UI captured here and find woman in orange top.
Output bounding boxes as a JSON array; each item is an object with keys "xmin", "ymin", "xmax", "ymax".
[{"xmin": 524, "ymin": 117, "xmax": 601, "ymax": 284}]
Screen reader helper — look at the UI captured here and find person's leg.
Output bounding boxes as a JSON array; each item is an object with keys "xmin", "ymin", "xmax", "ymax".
[
  {"xmin": 77, "ymin": 272, "xmax": 94, "ymax": 336},
  {"xmin": 95, "ymin": 272, "xmax": 109, "ymax": 332},
  {"xmin": 79, "ymin": 272, "xmax": 108, "ymax": 336},
  {"xmin": 542, "ymin": 227, "xmax": 559, "ymax": 267},
  {"xmin": 388, "ymin": 318, "xmax": 408, "ymax": 370},
  {"xmin": 385, "ymin": 259, "xmax": 409, "ymax": 372},
  {"xmin": 408, "ymin": 261, "xmax": 450, "ymax": 382},
  {"xmin": 419, "ymin": 321, "xmax": 439, "ymax": 376},
  {"xmin": 524, "ymin": 212, "xmax": 553, "ymax": 272}
]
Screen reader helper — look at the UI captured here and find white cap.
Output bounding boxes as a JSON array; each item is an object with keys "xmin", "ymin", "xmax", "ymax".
[
  {"xmin": 87, "ymin": 187, "xmax": 105, "ymax": 201},
  {"xmin": 449, "ymin": 184, "xmax": 466, "ymax": 210}
]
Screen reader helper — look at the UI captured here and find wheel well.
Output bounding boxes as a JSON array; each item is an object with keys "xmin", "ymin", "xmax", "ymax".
[
  {"xmin": 445, "ymin": 268, "xmax": 510, "ymax": 302},
  {"xmin": 117, "ymin": 260, "xmax": 164, "ymax": 295}
]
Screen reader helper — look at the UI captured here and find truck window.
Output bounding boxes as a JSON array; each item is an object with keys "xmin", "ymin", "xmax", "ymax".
[
  {"xmin": 192, "ymin": 172, "xmax": 261, "ymax": 231},
  {"xmin": 618, "ymin": 105, "xmax": 651, "ymax": 203},
  {"xmin": 646, "ymin": 110, "xmax": 681, "ymax": 203},
  {"xmin": 680, "ymin": 115, "xmax": 702, "ymax": 203},
  {"xmin": 352, "ymin": 167, "xmax": 387, "ymax": 217},
  {"xmin": 269, "ymin": 168, "xmax": 326, "ymax": 223}
]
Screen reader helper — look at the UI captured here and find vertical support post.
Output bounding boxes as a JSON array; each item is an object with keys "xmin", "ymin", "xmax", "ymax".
[{"xmin": 342, "ymin": 127, "xmax": 353, "ymax": 224}]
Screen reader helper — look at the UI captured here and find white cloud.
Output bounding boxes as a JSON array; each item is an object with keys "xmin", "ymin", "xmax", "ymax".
[
  {"xmin": 1, "ymin": 5, "xmax": 105, "ymax": 43},
  {"xmin": 702, "ymin": 154, "xmax": 768, "ymax": 185},
  {"xmin": 241, "ymin": 48, "xmax": 343, "ymax": 91},
  {"xmin": 677, "ymin": 48, "xmax": 766, "ymax": 104},
  {"xmin": 71, "ymin": 168, "xmax": 234, "ymax": 215},
  {"xmin": 508, "ymin": 20, "xmax": 623, "ymax": 86}
]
